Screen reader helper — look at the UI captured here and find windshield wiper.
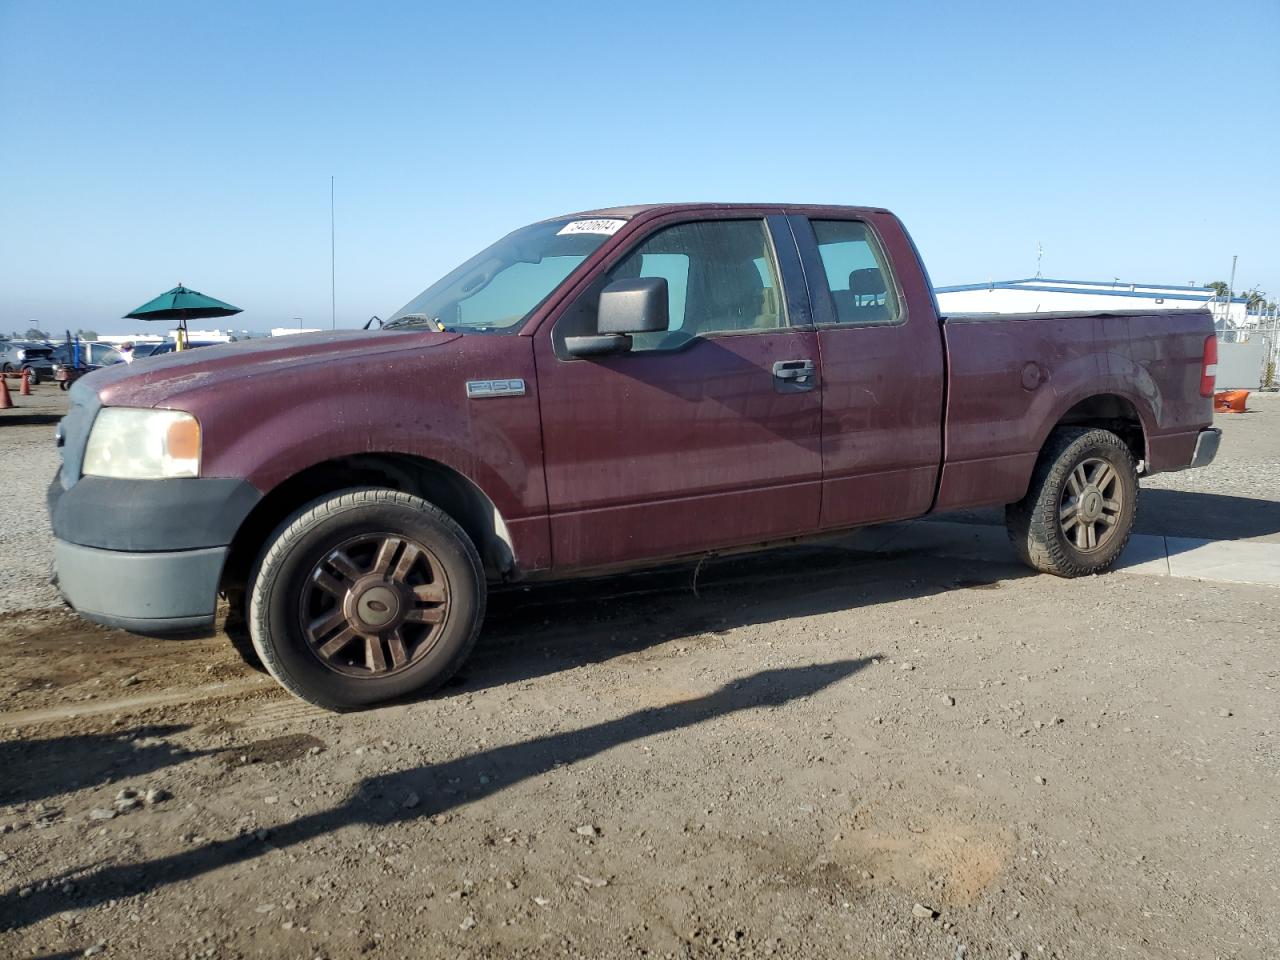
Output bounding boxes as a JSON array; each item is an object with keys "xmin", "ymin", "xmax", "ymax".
[{"xmin": 383, "ymin": 313, "xmax": 454, "ymax": 332}]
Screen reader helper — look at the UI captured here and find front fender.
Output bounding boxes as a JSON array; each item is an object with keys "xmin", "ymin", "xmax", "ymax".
[{"xmin": 183, "ymin": 338, "xmax": 547, "ymax": 525}]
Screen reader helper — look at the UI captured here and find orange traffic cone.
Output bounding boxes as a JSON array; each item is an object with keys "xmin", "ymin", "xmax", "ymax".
[
  {"xmin": 0, "ymin": 376, "xmax": 13, "ymax": 410},
  {"xmin": 20, "ymin": 368, "xmax": 31, "ymax": 396}
]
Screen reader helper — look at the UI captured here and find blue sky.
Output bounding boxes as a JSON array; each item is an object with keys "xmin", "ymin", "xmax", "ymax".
[{"xmin": 1, "ymin": 0, "xmax": 1276, "ymax": 335}]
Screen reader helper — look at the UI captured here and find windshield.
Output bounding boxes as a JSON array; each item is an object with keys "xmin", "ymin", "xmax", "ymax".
[{"xmin": 384, "ymin": 217, "xmax": 626, "ymax": 333}]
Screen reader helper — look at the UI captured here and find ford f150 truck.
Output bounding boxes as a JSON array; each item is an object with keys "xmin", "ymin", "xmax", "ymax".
[{"xmin": 48, "ymin": 204, "xmax": 1221, "ymax": 709}]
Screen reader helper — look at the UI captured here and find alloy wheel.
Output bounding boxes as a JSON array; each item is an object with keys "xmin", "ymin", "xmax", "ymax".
[
  {"xmin": 299, "ymin": 534, "xmax": 450, "ymax": 677},
  {"xmin": 1058, "ymin": 457, "xmax": 1123, "ymax": 552}
]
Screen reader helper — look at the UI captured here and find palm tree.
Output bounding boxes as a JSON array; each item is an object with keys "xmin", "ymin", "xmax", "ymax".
[{"xmin": 1205, "ymin": 281, "xmax": 1229, "ymax": 298}]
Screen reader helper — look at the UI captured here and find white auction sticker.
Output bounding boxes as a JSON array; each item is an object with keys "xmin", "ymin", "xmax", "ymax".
[{"xmin": 557, "ymin": 218, "xmax": 626, "ymax": 237}]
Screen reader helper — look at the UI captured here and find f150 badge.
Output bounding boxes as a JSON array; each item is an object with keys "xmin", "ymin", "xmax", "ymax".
[{"xmin": 466, "ymin": 379, "xmax": 526, "ymax": 399}]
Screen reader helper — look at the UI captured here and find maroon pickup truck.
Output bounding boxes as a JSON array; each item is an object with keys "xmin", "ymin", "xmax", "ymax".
[{"xmin": 49, "ymin": 204, "xmax": 1220, "ymax": 709}]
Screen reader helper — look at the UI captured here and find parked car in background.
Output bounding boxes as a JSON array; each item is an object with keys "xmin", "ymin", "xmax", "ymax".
[
  {"xmin": 51, "ymin": 341, "xmax": 124, "ymax": 368},
  {"xmin": 49, "ymin": 341, "xmax": 124, "ymax": 390},
  {"xmin": 49, "ymin": 202, "xmax": 1221, "ymax": 710},
  {"xmin": 1, "ymin": 340, "xmax": 56, "ymax": 383}
]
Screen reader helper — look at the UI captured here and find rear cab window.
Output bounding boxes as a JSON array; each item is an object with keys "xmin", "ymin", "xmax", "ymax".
[{"xmin": 808, "ymin": 219, "xmax": 901, "ymax": 326}]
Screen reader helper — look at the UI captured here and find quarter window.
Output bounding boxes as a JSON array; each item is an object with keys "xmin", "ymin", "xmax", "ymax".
[{"xmin": 810, "ymin": 220, "xmax": 900, "ymax": 325}]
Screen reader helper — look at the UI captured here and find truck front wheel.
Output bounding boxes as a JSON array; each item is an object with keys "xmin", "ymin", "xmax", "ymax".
[
  {"xmin": 1006, "ymin": 427, "xmax": 1138, "ymax": 577},
  {"xmin": 247, "ymin": 488, "xmax": 486, "ymax": 710}
]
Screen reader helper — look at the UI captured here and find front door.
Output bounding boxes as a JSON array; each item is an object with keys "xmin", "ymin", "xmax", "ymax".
[{"xmin": 533, "ymin": 214, "xmax": 823, "ymax": 570}]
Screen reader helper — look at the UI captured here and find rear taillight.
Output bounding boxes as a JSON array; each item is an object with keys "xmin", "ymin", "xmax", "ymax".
[{"xmin": 1200, "ymin": 335, "xmax": 1218, "ymax": 398}]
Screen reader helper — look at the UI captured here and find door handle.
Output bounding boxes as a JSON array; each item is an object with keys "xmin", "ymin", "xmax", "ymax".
[
  {"xmin": 772, "ymin": 359, "xmax": 815, "ymax": 381},
  {"xmin": 772, "ymin": 359, "xmax": 816, "ymax": 393}
]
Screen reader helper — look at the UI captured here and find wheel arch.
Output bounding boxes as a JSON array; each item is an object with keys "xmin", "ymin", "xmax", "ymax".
[
  {"xmin": 221, "ymin": 453, "xmax": 517, "ymax": 600},
  {"xmin": 1042, "ymin": 392, "xmax": 1149, "ymax": 466}
]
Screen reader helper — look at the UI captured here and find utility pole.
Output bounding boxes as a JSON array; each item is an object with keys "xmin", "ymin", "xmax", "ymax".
[
  {"xmin": 1226, "ymin": 255, "xmax": 1237, "ymax": 328},
  {"xmin": 1269, "ymin": 303, "xmax": 1280, "ymax": 389}
]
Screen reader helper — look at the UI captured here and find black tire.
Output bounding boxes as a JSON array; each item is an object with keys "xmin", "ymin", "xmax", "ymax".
[
  {"xmin": 247, "ymin": 488, "xmax": 486, "ymax": 710},
  {"xmin": 1006, "ymin": 427, "xmax": 1138, "ymax": 577},
  {"xmin": 23, "ymin": 366, "xmax": 40, "ymax": 386}
]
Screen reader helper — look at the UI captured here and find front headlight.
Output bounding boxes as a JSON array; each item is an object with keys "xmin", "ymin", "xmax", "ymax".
[{"xmin": 83, "ymin": 408, "xmax": 201, "ymax": 479}]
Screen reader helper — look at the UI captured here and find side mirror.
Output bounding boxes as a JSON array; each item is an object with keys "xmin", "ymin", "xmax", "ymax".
[{"xmin": 565, "ymin": 277, "xmax": 669, "ymax": 358}]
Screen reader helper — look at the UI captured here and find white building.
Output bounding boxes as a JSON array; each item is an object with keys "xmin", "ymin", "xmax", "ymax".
[
  {"xmin": 98, "ymin": 333, "xmax": 165, "ymax": 346},
  {"xmin": 98, "ymin": 329, "xmax": 255, "ymax": 345},
  {"xmin": 934, "ymin": 277, "xmax": 1250, "ymax": 327}
]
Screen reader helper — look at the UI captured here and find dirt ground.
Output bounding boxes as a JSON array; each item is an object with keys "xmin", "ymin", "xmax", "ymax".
[{"xmin": 2, "ymin": 384, "xmax": 1278, "ymax": 960}]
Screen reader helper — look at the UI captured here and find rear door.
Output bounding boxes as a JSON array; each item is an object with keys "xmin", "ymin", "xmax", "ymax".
[
  {"xmin": 788, "ymin": 213, "xmax": 946, "ymax": 529},
  {"xmin": 533, "ymin": 213, "xmax": 823, "ymax": 570}
]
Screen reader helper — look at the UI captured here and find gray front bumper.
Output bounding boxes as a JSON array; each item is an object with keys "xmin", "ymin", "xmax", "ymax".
[{"xmin": 53, "ymin": 540, "xmax": 226, "ymax": 637}]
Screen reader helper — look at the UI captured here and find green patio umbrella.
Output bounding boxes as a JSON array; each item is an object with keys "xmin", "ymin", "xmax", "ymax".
[{"xmin": 124, "ymin": 283, "xmax": 242, "ymax": 350}]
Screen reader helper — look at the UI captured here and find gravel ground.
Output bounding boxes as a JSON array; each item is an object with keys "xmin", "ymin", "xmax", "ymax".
[
  {"xmin": 0, "ymin": 385, "xmax": 64, "ymax": 613},
  {"xmin": 1143, "ymin": 392, "xmax": 1280, "ymax": 498},
  {"xmin": 1, "ymin": 384, "xmax": 1277, "ymax": 959}
]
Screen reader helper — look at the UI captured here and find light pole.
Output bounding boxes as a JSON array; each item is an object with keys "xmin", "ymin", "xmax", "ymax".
[
  {"xmin": 330, "ymin": 176, "xmax": 336, "ymax": 331},
  {"xmin": 1227, "ymin": 255, "xmax": 1237, "ymax": 328}
]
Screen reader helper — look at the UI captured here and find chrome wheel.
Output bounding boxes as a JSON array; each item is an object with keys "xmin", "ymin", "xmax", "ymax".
[
  {"xmin": 1058, "ymin": 457, "xmax": 1122, "ymax": 552},
  {"xmin": 299, "ymin": 534, "xmax": 450, "ymax": 677}
]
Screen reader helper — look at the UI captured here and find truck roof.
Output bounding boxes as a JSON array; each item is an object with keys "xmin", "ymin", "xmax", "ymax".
[{"xmin": 554, "ymin": 202, "xmax": 893, "ymax": 221}]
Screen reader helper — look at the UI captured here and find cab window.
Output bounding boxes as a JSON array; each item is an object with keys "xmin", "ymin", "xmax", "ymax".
[
  {"xmin": 810, "ymin": 220, "xmax": 901, "ymax": 325},
  {"xmin": 608, "ymin": 219, "xmax": 785, "ymax": 352}
]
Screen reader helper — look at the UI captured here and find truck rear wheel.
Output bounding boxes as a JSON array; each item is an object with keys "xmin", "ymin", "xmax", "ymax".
[
  {"xmin": 1006, "ymin": 427, "xmax": 1137, "ymax": 578},
  {"xmin": 247, "ymin": 488, "xmax": 485, "ymax": 710}
]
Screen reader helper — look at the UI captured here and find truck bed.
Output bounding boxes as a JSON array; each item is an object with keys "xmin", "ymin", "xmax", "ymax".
[{"xmin": 934, "ymin": 308, "xmax": 1214, "ymax": 512}]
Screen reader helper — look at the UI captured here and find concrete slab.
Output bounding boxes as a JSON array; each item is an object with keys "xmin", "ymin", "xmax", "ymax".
[
  {"xmin": 1113, "ymin": 533, "xmax": 1171, "ymax": 577},
  {"xmin": 848, "ymin": 520, "xmax": 1280, "ymax": 588},
  {"xmin": 1165, "ymin": 536, "xmax": 1280, "ymax": 586}
]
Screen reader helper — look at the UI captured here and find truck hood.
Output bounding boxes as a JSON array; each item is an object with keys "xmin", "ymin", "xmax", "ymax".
[{"xmin": 86, "ymin": 328, "xmax": 462, "ymax": 409}]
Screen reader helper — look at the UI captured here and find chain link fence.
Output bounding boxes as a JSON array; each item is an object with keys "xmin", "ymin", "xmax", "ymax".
[{"xmin": 1218, "ymin": 320, "xmax": 1279, "ymax": 389}]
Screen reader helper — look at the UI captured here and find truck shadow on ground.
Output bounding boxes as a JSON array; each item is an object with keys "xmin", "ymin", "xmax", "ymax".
[
  {"xmin": 1134, "ymin": 488, "xmax": 1280, "ymax": 542},
  {"xmin": 937, "ymin": 488, "xmax": 1280, "ymax": 544},
  {"xmin": 452, "ymin": 544, "xmax": 1022, "ymax": 697},
  {"xmin": 0, "ymin": 657, "xmax": 872, "ymax": 932},
  {"xmin": 0, "ymin": 724, "xmax": 212, "ymax": 807}
]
